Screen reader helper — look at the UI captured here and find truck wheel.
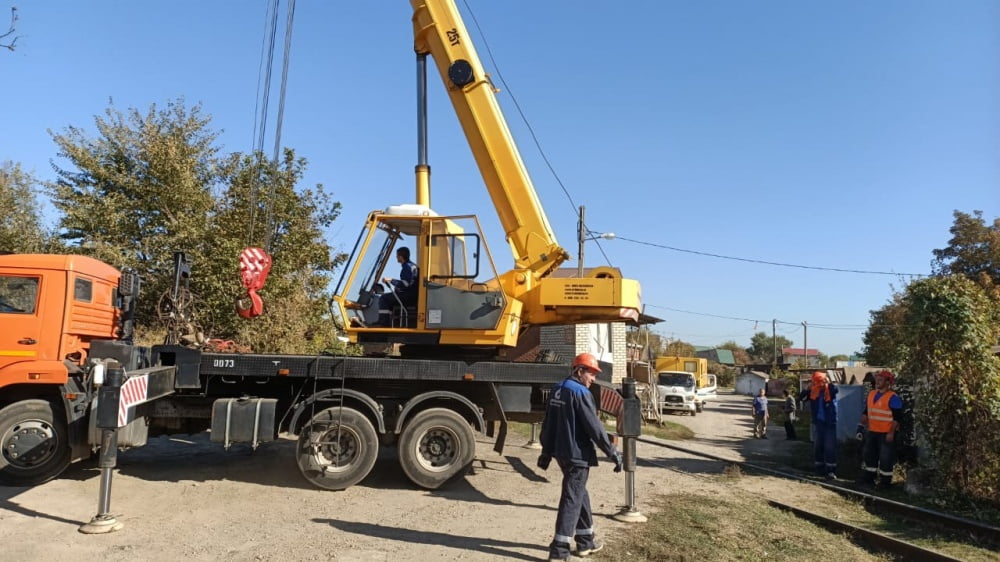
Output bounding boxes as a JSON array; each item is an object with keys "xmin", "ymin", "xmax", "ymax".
[
  {"xmin": 296, "ymin": 407, "xmax": 378, "ymax": 490},
  {"xmin": 696, "ymin": 403, "xmax": 703, "ymax": 413},
  {"xmin": 398, "ymin": 408, "xmax": 475, "ymax": 490},
  {"xmin": 0, "ymin": 400, "xmax": 71, "ymax": 487}
]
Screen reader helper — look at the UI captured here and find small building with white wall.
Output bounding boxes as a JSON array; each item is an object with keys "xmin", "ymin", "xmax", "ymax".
[{"xmin": 735, "ymin": 370, "xmax": 769, "ymax": 396}]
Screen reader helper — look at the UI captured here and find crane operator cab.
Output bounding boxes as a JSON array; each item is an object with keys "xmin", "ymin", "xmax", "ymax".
[{"xmin": 331, "ymin": 204, "xmax": 517, "ymax": 349}]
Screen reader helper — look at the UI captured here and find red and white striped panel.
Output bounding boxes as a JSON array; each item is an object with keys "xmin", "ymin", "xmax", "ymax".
[
  {"xmin": 619, "ymin": 308, "xmax": 640, "ymax": 322},
  {"xmin": 599, "ymin": 386, "xmax": 624, "ymax": 417},
  {"xmin": 118, "ymin": 374, "xmax": 150, "ymax": 427}
]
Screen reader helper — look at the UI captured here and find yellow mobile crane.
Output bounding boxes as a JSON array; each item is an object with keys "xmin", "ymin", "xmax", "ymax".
[
  {"xmin": 0, "ymin": 2, "xmax": 643, "ymax": 493},
  {"xmin": 332, "ymin": 0, "xmax": 642, "ymax": 351}
]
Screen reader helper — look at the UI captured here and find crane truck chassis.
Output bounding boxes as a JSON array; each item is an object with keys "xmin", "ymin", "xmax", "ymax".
[{"xmin": 0, "ymin": 253, "xmax": 622, "ymax": 491}]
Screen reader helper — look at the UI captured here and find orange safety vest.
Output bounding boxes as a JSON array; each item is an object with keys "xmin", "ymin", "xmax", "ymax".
[{"xmin": 866, "ymin": 390, "xmax": 897, "ymax": 433}]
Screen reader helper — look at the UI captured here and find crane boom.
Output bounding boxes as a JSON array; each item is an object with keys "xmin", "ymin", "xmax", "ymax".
[
  {"xmin": 411, "ymin": 0, "xmax": 570, "ymax": 279},
  {"xmin": 328, "ymin": 1, "xmax": 641, "ymax": 349}
]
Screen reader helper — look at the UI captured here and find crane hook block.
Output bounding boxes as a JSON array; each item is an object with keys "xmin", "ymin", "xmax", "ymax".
[{"xmin": 236, "ymin": 247, "xmax": 272, "ymax": 318}]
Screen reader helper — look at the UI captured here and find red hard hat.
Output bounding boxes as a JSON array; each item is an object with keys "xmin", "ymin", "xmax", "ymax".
[
  {"xmin": 572, "ymin": 352, "xmax": 602, "ymax": 374},
  {"xmin": 876, "ymin": 370, "xmax": 895, "ymax": 385},
  {"xmin": 811, "ymin": 371, "xmax": 827, "ymax": 385}
]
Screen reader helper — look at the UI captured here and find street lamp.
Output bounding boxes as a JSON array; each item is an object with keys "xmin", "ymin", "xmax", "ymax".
[{"xmin": 577, "ymin": 205, "xmax": 616, "ymax": 277}]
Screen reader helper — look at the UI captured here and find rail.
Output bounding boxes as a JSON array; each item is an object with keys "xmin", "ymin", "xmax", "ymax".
[{"xmin": 635, "ymin": 436, "xmax": 1000, "ymax": 550}]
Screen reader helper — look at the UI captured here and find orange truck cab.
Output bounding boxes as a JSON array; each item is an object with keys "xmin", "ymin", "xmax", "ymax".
[
  {"xmin": 0, "ymin": 254, "xmax": 124, "ymax": 485},
  {"xmin": 0, "ymin": 254, "xmax": 122, "ymax": 386}
]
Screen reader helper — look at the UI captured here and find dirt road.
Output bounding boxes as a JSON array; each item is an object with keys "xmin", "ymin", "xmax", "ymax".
[{"xmin": 1, "ymin": 391, "xmax": 823, "ymax": 561}]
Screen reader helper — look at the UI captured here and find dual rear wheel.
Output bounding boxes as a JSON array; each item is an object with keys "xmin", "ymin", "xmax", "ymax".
[{"xmin": 296, "ymin": 406, "xmax": 475, "ymax": 491}]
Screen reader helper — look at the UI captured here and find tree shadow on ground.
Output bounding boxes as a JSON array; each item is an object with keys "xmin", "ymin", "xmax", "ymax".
[{"xmin": 312, "ymin": 517, "xmax": 547, "ymax": 561}]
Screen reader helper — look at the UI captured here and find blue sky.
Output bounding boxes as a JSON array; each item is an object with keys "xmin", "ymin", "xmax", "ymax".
[{"xmin": 3, "ymin": 1, "xmax": 998, "ymax": 356}]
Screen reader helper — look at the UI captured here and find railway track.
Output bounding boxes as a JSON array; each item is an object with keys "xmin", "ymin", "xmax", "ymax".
[{"xmin": 634, "ymin": 435, "xmax": 999, "ymax": 560}]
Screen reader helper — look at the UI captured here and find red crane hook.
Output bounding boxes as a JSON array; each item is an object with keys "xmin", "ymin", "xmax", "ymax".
[{"xmin": 236, "ymin": 247, "xmax": 272, "ymax": 318}]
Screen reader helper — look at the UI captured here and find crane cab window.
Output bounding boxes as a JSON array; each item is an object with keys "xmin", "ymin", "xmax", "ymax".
[
  {"xmin": 0, "ymin": 276, "xmax": 39, "ymax": 314},
  {"xmin": 428, "ymin": 232, "xmax": 479, "ymax": 280},
  {"xmin": 334, "ymin": 215, "xmax": 424, "ymax": 329},
  {"xmin": 424, "ymin": 216, "xmax": 506, "ymax": 330},
  {"xmin": 338, "ymin": 223, "xmax": 399, "ymax": 306}
]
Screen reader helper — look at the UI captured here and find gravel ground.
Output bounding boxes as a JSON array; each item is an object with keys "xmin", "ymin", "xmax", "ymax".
[{"xmin": 1, "ymin": 391, "xmax": 829, "ymax": 561}]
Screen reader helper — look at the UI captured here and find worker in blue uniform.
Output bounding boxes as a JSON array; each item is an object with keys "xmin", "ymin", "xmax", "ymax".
[
  {"xmin": 799, "ymin": 371, "xmax": 840, "ymax": 479},
  {"xmin": 537, "ymin": 352, "xmax": 622, "ymax": 561}
]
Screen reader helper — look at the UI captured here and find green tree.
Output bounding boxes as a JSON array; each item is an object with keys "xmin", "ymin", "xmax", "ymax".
[
  {"xmin": 200, "ymin": 149, "xmax": 346, "ymax": 353},
  {"xmin": 862, "ymin": 211, "xmax": 1000, "ymax": 501},
  {"xmin": 0, "ymin": 161, "xmax": 54, "ymax": 253},
  {"xmin": 931, "ymin": 210, "xmax": 1000, "ymax": 289},
  {"xmin": 746, "ymin": 332, "xmax": 793, "ymax": 364},
  {"xmin": 663, "ymin": 339, "xmax": 695, "ymax": 357},
  {"xmin": 866, "ymin": 211, "xmax": 1000, "ymax": 366},
  {"xmin": 717, "ymin": 340, "xmax": 750, "ymax": 365},
  {"xmin": 49, "ymin": 99, "xmax": 220, "ymax": 326},
  {"xmin": 900, "ymin": 275, "xmax": 1000, "ymax": 502},
  {"xmin": 863, "ymin": 293, "xmax": 908, "ymax": 367},
  {"xmin": 48, "ymin": 100, "xmax": 347, "ymax": 354}
]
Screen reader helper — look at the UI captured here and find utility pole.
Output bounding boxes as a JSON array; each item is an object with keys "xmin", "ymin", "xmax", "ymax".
[
  {"xmin": 771, "ymin": 319, "xmax": 777, "ymax": 369},
  {"xmin": 577, "ymin": 205, "xmax": 586, "ymax": 278},
  {"xmin": 576, "ymin": 205, "xmax": 615, "ymax": 278},
  {"xmin": 802, "ymin": 321, "xmax": 808, "ymax": 368}
]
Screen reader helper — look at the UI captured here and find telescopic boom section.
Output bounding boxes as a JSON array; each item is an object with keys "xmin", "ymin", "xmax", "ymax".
[{"xmin": 410, "ymin": 0, "xmax": 570, "ymax": 279}]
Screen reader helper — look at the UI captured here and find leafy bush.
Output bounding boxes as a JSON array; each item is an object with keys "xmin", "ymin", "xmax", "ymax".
[{"xmin": 901, "ymin": 276, "xmax": 1000, "ymax": 503}]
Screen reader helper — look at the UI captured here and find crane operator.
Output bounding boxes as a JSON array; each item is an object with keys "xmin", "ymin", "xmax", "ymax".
[{"xmin": 376, "ymin": 246, "xmax": 418, "ymax": 326}]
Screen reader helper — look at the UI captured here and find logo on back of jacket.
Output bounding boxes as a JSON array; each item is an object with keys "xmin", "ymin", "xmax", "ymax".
[{"xmin": 551, "ymin": 388, "xmax": 566, "ymax": 407}]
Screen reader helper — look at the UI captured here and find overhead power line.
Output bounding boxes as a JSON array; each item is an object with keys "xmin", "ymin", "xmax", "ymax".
[
  {"xmin": 617, "ymin": 236, "xmax": 925, "ymax": 276},
  {"xmin": 646, "ymin": 304, "xmax": 872, "ymax": 330},
  {"xmin": 646, "ymin": 304, "xmax": 759, "ymax": 323},
  {"xmin": 461, "ymin": 0, "xmax": 579, "ymax": 216},
  {"xmin": 463, "ymin": 5, "xmax": 923, "ymax": 281}
]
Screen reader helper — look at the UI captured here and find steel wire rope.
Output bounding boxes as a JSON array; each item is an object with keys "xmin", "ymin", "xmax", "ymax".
[
  {"xmin": 461, "ymin": 1, "xmax": 621, "ymax": 271},
  {"xmin": 263, "ymin": 0, "xmax": 296, "ymax": 254},
  {"xmin": 466, "ymin": 3, "xmax": 924, "ymax": 281},
  {"xmin": 247, "ymin": 0, "xmax": 281, "ymax": 247},
  {"xmin": 460, "ymin": 0, "xmax": 578, "ymax": 215},
  {"xmin": 462, "ymin": 0, "xmax": 916, "ymax": 323}
]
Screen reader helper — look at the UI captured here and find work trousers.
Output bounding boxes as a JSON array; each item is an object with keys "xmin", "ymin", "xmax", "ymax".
[
  {"xmin": 753, "ymin": 414, "xmax": 767, "ymax": 437},
  {"xmin": 812, "ymin": 423, "xmax": 837, "ymax": 475},
  {"xmin": 549, "ymin": 458, "xmax": 597, "ymax": 560},
  {"xmin": 783, "ymin": 416, "xmax": 797, "ymax": 440},
  {"xmin": 862, "ymin": 431, "xmax": 896, "ymax": 485}
]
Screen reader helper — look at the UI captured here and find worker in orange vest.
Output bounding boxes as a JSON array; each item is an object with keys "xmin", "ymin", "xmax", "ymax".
[{"xmin": 859, "ymin": 370, "xmax": 904, "ymax": 487}]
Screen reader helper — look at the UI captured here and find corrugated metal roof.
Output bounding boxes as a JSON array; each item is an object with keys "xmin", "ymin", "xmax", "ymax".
[{"xmin": 715, "ymin": 349, "xmax": 736, "ymax": 364}]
